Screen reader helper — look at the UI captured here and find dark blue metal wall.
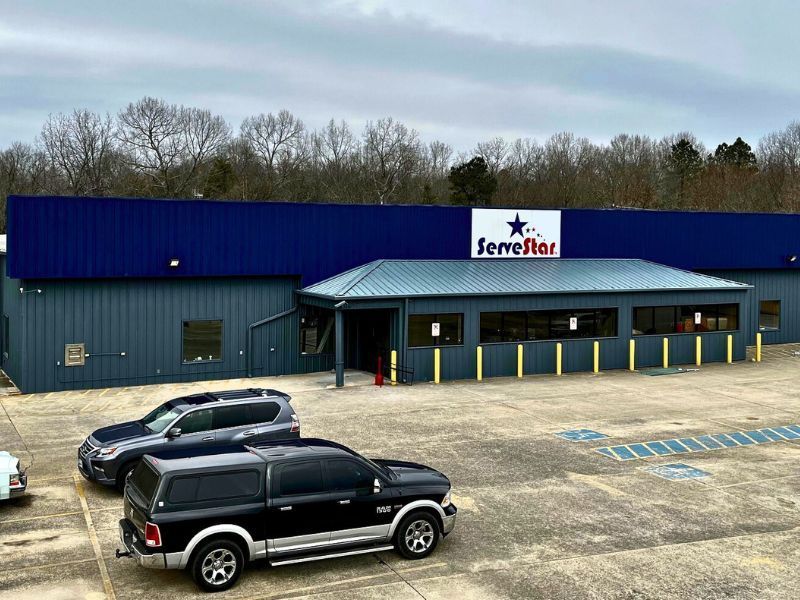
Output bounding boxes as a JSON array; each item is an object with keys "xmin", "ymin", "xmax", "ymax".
[{"xmin": 8, "ymin": 195, "xmax": 800, "ymax": 282}]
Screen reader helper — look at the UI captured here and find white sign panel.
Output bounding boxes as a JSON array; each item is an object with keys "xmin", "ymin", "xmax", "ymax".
[
  {"xmin": 694, "ymin": 312, "xmax": 702, "ymax": 325},
  {"xmin": 569, "ymin": 317, "xmax": 578, "ymax": 331},
  {"xmin": 471, "ymin": 209, "xmax": 561, "ymax": 258},
  {"xmin": 431, "ymin": 322, "xmax": 440, "ymax": 336}
]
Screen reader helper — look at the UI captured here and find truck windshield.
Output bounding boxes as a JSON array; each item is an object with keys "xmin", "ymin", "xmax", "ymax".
[
  {"xmin": 141, "ymin": 401, "xmax": 184, "ymax": 433},
  {"xmin": 129, "ymin": 461, "xmax": 159, "ymax": 505}
]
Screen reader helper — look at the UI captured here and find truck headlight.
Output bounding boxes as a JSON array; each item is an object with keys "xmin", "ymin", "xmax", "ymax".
[
  {"xmin": 441, "ymin": 489, "xmax": 452, "ymax": 508},
  {"xmin": 97, "ymin": 447, "xmax": 118, "ymax": 457}
]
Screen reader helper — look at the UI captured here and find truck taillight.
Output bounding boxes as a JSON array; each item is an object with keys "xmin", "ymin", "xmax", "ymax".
[
  {"xmin": 9, "ymin": 474, "xmax": 21, "ymax": 487},
  {"xmin": 145, "ymin": 522, "xmax": 162, "ymax": 547},
  {"xmin": 290, "ymin": 414, "xmax": 300, "ymax": 433}
]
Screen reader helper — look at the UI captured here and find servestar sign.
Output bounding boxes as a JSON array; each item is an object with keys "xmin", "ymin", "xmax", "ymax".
[{"xmin": 475, "ymin": 212, "xmax": 559, "ymax": 256}]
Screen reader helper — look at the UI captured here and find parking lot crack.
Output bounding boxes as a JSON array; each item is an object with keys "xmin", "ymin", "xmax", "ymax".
[{"xmin": 375, "ymin": 555, "xmax": 428, "ymax": 599}]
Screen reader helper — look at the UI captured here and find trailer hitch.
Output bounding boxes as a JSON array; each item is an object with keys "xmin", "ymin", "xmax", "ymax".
[{"xmin": 115, "ymin": 548, "xmax": 132, "ymax": 559}]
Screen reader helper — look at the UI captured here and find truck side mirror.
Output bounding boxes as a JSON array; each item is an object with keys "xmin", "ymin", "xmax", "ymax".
[
  {"xmin": 167, "ymin": 427, "xmax": 182, "ymax": 438},
  {"xmin": 373, "ymin": 478, "xmax": 381, "ymax": 494}
]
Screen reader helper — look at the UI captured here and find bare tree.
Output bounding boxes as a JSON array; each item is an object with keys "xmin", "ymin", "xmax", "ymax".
[
  {"xmin": 362, "ymin": 117, "xmax": 420, "ymax": 203},
  {"xmin": 474, "ymin": 137, "xmax": 508, "ymax": 176},
  {"xmin": 117, "ymin": 97, "xmax": 229, "ymax": 197},
  {"xmin": 311, "ymin": 119, "xmax": 359, "ymax": 202},
  {"xmin": 40, "ymin": 109, "xmax": 115, "ymax": 195},
  {"xmin": 239, "ymin": 110, "xmax": 306, "ymax": 199}
]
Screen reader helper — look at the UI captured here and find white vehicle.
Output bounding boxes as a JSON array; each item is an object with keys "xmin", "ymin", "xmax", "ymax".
[{"xmin": 0, "ymin": 451, "xmax": 27, "ymax": 500}]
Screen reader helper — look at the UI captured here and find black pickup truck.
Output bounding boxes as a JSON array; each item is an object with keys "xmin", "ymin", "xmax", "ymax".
[{"xmin": 117, "ymin": 439, "xmax": 457, "ymax": 592}]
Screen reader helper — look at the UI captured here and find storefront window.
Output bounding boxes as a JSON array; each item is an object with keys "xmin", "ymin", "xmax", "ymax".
[
  {"xmin": 632, "ymin": 304, "xmax": 739, "ymax": 335},
  {"xmin": 479, "ymin": 308, "xmax": 618, "ymax": 343},
  {"xmin": 759, "ymin": 300, "xmax": 780, "ymax": 330},
  {"xmin": 300, "ymin": 306, "xmax": 335, "ymax": 354},
  {"xmin": 409, "ymin": 313, "xmax": 463, "ymax": 347}
]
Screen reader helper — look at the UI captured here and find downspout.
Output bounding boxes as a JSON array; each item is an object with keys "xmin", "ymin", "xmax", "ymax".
[
  {"xmin": 403, "ymin": 298, "xmax": 409, "ymax": 373},
  {"xmin": 247, "ymin": 306, "xmax": 298, "ymax": 378}
]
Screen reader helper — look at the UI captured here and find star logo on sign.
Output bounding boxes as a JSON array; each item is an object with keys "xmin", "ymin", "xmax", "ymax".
[{"xmin": 507, "ymin": 213, "xmax": 527, "ymax": 238}]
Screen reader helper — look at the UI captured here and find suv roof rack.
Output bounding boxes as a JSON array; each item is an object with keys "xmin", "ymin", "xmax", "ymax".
[{"xmin": 206, "ymin": 388, "xmax": 267, "ymax": 402}]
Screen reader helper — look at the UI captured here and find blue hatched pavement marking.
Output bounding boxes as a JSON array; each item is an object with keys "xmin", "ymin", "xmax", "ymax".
[
  {"xmin": 595, "ymin": 424, "xmax": 800, "ymax": 461},
  {"xmin": 645, "ymin": 463, "xmax": 711, "ymax": 481}
]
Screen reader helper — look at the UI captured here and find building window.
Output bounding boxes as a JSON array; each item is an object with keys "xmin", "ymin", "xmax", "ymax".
[
  {"xmin": 182, "ymin": 320, "xmax": 223, "ymax": 363},
  {"xmin": 409, "ymin": 313, "xmax": 463, "ymax": 347},
  {"xmin": 300, "ymin": 306, "xmax": 335, "ymax": 354},
  {"xmin": 479, "ymin": 308, "xmax": 618, "ymax": 343},
  {"xmin": 759, "ymin": 300, "xmax": 780, "ymax": 330},
  {"xmin": 632, "ymin": 304, "xmax": 739, "ymax": 335}
]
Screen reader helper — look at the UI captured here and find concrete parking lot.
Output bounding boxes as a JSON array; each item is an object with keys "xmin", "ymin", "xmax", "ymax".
[{"xmin": 2, "ymin": 348, "xmax": 800, "ymax": 600}]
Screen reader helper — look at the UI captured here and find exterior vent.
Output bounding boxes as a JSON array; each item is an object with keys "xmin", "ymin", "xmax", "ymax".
[{"xmin": 65, "ymin": 343, "xmax": 86, "ymax": 367}]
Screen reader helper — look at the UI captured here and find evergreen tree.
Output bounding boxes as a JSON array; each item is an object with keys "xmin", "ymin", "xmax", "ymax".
[{"xmin": 448, "ymin": 156, "xmax": 497, "ymax": 206}]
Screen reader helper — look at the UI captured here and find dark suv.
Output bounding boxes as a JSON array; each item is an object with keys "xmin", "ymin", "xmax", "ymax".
[
  {"xmin": 79, "ymin": 388, "xmax": 298, "ymax": 490},
  {"xmin": 116, "ymin": 439, "xmax": 457, "ymax": 592}
]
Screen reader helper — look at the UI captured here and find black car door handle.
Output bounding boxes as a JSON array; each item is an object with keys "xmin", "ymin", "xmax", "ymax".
[
  {"xmin": 279, "ymin": 506, "xmax": 292, "ymax": 511},
  {"xmin": 337, "ymin": 499, "xmax": 351, "ymax": 505}
]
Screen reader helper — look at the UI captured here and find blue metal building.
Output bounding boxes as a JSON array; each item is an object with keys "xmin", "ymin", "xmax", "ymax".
[{"xmin": 2, "ymin": 195, "xmax": 798, "ymax": 393}]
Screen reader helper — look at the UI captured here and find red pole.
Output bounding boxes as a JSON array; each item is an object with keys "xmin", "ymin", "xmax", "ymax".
[{"xmin": 374, "ymin": 355, "xmax": 384, "ymax": 386}]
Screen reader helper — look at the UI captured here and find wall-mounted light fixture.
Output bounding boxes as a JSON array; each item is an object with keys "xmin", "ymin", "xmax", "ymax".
[
  {"xmin": 787, "ymin": 254, "xmax": 798, "ymax": 263},
  {"xmin": 168, "ymin": 258, "xmax": 180, "ymax": 268},
  {"xmin": 19, "ymin": 287, "xmax": 42, "ymax": 295}
]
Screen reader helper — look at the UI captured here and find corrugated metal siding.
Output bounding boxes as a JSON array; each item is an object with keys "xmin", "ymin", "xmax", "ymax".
[
  {"xmin": 302, "ymin": 259, "xmax": 750, "ymax": 299},
  {"xmin": 13, "ymin": 276, "xmax": 333, "ymax": 393},
  {"xmin": 0, "ymin": 256, "xmax": 25, "ymax": 391},
  {"xmin": 8, "ymin": 195, "xmax": 800, "ymax": 281},
  {"xmin": 406, "ymin": 289, "xmax": 750, "ymax": 382},
  {"xmin": 702, "ymin": 270, "xmax": 800, "ymax": 345}
]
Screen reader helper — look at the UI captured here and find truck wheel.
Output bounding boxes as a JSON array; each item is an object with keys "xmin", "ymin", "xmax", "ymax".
[
  {"xmin": 115, "ymin": 462, "xmax": 137, "ymax": 492},
  {"xmin": 191, "ymin": 539, "xmax": 244, "ymax": 592},
  {"xmin": 394, "ymin": 511, "xmax": 440, "ymax": 560}
]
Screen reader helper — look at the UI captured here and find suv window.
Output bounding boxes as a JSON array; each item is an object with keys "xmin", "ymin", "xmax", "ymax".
[
  {"xmin": 130, "ymin": 461, "xmax": 159, "ymax": 504},
  {"xmin": 250, "ymin": 401, "xmax": 280, "ymax": 424},
  {"xmin": 213, "ymin": 405, "xmax": 251, "ymax": 430},
  {"xmin": 177, "ymin": 408, "xmax": 213, "ymax": 435},
  {"xmin": 167, "ymin": 471, "xmax": 261, "ymax": 503},
  {"xmin": 326, "ymin": 459, "xmax": 373, "ymax": 495},
  {"xmin": 276, "ymin": 461, "xmax": 324, "ymax": 496}
]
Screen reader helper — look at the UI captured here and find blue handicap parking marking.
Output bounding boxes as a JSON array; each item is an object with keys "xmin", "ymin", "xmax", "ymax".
[
  {"xmin": 555, "ymin": 429, "xmax": 609, "ymax": 442},
  {"xmin": 645, "ymin": 463, "xmax": 711, "ymax": 481},
  {"xmin": 744, "ymin": 430, "xmax": 770, "ymax": 444},
  {"xmin": 770, "ymin": 426, "xmax": 799, "ymax": 440},
  {"xmin": 696, "ymin": 435, "xmax": 723, "ymax": 450},
  {"xmin": 679, "ymin": 438, "xmax": 706, "ymax": 452},
  {"xmin": 645, "ymin": 441, "xmax": 674, "ymax": 456},
  {"xmin": 761, "ymin": 428, "xmax": 786, "ymax": 442},
  {"xmin": 712, "ymin": 433, "xmax": 740, "ymax": 448},
  {"xmin": 594, "ymin": 423, "xmax": 800, "ymax": 462},
  {"xmin": 628, "ymin": 443, "xmax": 655, "ymax": 458},
  {"xmin": 728, "ymin": 432, "xmax": 755, "ymax": 446},
  {"xmin": 663, "ymin": 439, "xmax": 689, "ymax": 453}
]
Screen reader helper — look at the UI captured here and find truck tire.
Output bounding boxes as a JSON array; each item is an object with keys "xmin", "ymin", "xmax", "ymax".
[
  {"xmin": 190, "ymin": 538, "xmax": 245, "ymax": 592},
  {"xmin": 394, "ymin": 511, "xmax": 440, "ymax": 560}
]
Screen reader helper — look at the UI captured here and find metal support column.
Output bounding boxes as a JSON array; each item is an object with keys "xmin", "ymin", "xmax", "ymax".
[{"xmin": 335, "ymin": 308, "xmax": 345, "ymax": 387}]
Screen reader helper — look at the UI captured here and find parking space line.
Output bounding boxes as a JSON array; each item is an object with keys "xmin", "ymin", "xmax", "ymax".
[
  {"xmin": 6, "ymin": 557, "xmax": 97, "ymax": 575},
  {"xmin": 73, "ymin": 474, "xmax": 116, "ymax": 600}
]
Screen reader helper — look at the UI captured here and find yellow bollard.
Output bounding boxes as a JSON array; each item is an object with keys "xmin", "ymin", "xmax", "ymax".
[
  {"xmin": 556, "ymin": 343, "xmax": 562, "ymax": 376},
  {"xmin": 662, "ymin": 337, "xmax": 669, "ymax": 369},
  {"xmin": 695, "ymin": 336, "xmax": 702, "ymax": 367},
  {"xmin": 756, "ymin": 332, "xmax": 762, "ymax": 362},
  {"xmin": 727, "ymin": 335, "xmax": 733, "ymax": 364},
  {"xmin": 477, "ymin": 346, "xmax": 483, "ymax": 381},
  {"xmin": 593, "ymin": 340, "xmax": 599, "ymax": 373},
  {"xmin": 629, "ymin": 339, "xmax": 635, "ymax": 371},
  {"xmin": 434, "ymin": 348, "xmax": 440, "ymax": 384},
  {"xmin": 517, "ymin": 344, "xmax": 523, "ymax": 378},
  {"xmin": 390, "ymin": 350, "xmax": 397, "ymax": 386}
]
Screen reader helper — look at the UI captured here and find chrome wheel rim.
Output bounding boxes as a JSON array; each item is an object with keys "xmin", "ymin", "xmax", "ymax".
[
  {"xmin": 404, "ymin": 519, "xmax": 434, "ymax": 553},
  {"xmin": 201, "ymin": 548, "xmax": 237, "ymax": 586}
]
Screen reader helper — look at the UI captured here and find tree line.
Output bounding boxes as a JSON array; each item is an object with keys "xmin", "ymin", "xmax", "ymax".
[{"xmin": 2, "ymin": 96, "xmax": 800, "ymax": 231}]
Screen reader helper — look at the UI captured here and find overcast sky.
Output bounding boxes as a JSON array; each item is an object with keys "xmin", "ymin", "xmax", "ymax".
[{"xmin": 1, "ymin": 0, "xmax": 798, "ymax": 150}]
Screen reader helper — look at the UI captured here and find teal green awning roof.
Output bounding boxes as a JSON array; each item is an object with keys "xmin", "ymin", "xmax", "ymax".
[{"xmin": 299, "ymin": 259, "xmax": 751, "ymax": 300}]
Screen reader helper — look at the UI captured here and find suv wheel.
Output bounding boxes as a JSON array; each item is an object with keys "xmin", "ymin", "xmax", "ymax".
[
  {"xmin": 191, "ymin": 539, "xmax": 244, "ymax": 592},
  {"xmin": 394, "ymin": 512, "xmax": 440, "ymax": 560},
  {"xmin": 115, "ymin": 462, "xmax": 137, "ymax": 492}
]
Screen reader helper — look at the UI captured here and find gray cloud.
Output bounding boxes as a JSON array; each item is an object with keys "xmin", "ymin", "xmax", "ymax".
[{"xmin": 1, "ymin": 0, "xmax": 798, "ymax": 149}]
